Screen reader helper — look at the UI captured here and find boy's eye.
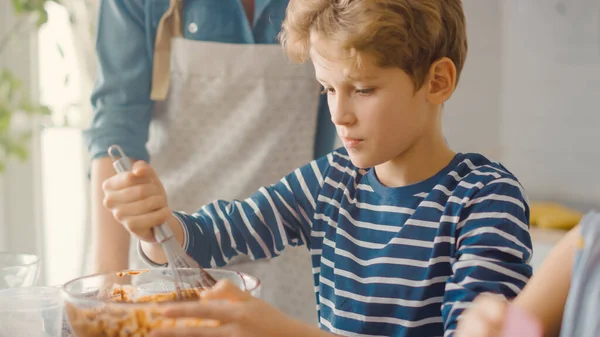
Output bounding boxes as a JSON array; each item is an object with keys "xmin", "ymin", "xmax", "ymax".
[
  {"xmin": 319, "ymin": 87, "xmax": 373, "ymax": 95},
  {"xmin": 355, "ymin": 88, "xmax": 374, "ymax": 95}
]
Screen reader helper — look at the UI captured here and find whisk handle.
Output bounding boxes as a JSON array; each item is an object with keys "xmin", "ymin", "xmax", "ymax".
[
  {"xmin": 108, "ymin": 145, "xmax": 132, "ymax": 173},
  {"xmin": 154, "ymin": 223, "xmax": 175, "ymax": 243}
]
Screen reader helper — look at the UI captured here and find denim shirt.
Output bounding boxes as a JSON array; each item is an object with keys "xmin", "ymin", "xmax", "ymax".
[{"xmin": 83, "ymin": 0, "xmax": 335, "ymax": 163}]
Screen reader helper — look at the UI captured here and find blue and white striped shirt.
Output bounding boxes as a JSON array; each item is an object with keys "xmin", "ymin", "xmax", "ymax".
[{"xmin": 175, "ymin": 148, "xmax": 533, "ymax": 336}]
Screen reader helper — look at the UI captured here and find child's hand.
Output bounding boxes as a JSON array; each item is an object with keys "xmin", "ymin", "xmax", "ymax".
[
  {"xmin": 150, "ymin": 280, "xmax": 313, "ymax": 337},
  {"xmin": 455, "ymin": 294, "xmax": 508, "ymax": 337},
  {"xmin": 102, "ymin": 160, "xmax": 172, "ymax": 243}
]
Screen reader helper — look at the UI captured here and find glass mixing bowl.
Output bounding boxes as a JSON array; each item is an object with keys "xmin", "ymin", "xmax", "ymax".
[
  {"xmin": 62, "ymin": 269, "xmax": 261, "ymax": 337},
  {"xmin": 0, "ymin": 252, "xmax": 40, "ymax": 289}
]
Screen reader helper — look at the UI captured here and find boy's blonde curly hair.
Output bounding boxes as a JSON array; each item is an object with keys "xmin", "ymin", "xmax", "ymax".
[{"xmin": 279, "ymin": 0, "xmax": 468, "ymax": 89}]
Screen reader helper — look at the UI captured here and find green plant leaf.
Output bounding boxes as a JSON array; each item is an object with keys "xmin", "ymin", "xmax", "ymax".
[
  {"xmin": 0, "ymin": 132, "xmax": 31, "ymax": 162},
  {"xmin": 18, "ymin": 100, "xmax": 34, "ymax": 114},
  {"xmin": 0, "ymin": 105, "xmax": 12, "ymax": 132},
  {"xmin": 11, "ymin": 0, "xmax": 25, "ymax": 13},
  {"xmin": 1, "ymin": 69, "xmax": 21, "ymax": 90},
  {"xmin": 38, "ymin": 105, "xmax": 52, "ymax": 115},
  {"xmin": 56, "ymin": 43, "xmax": 64, "ymax": 58},
  {"xmin": 13, "ymin": 144, "xmax": 29, "ymax": 161},
  {"xmin": 2, "ymin": 0, "xmax": 57, "ymax": 172},
  {"xmin": 0, "ymin": 71, "xmax": 22, "ymax": 107},
  {"xmin": 36, "ymin": 8, "xmax": 49, "ymax": 27},
  {"xmin": 20, "ymin": 131, "xmax": 32, "ymax": 142},
  {"xmin": 17, "ymin": 98, "xmax": 51, "ymax": 117},
  {"xmin": 10, "ymin": 0, "xmax": 53, "ymax": 27}
]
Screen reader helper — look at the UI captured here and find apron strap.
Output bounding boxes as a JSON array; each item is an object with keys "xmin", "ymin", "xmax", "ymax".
[{"xmin": 150, "ymin": 0, "xmax": 184, "ymax": 101}]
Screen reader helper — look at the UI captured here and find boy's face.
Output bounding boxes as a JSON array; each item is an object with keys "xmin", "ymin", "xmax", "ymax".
[{"xmin": 311, "ymin": 46, "xmax": 436, "ymax": 169}]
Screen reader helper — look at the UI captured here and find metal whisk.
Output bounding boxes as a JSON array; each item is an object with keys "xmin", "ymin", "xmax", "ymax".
[{"xmin": 108, "ymin": 145, "xmax": 217, "ymax": 300}]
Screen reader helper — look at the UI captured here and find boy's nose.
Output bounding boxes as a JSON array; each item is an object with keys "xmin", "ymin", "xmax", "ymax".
[{"xmin": 330, "ymin": 98, "xmax": 356, "ymax": 126}]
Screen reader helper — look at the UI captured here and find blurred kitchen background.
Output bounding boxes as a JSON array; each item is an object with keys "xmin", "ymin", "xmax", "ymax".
[{"xmin": 0, "ymin": 0, "xmax": 598, "ymax": 286}]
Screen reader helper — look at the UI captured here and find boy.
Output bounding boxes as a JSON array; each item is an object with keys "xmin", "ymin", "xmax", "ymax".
[{"xmin": 102, "ymin": 0, "xmax": 533, "ymax": 336}]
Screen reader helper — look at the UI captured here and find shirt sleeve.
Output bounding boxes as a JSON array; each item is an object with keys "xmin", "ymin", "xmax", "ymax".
[
  {"xmin": 174, "ymin": 153, "xmax": 333, "ymax": 268},
  {"xmin": 82, "ymin": 0, "xmax": 153, "ymax": 162},
  {"xmin": 442, "ymin": 178, "xmax": 534, "ymax": 337}
]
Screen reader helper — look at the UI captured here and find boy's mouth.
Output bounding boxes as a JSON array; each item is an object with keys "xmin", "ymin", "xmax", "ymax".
[{"xmin": 340, "ymin": 136, "xmax": 364, "ymax": 148}]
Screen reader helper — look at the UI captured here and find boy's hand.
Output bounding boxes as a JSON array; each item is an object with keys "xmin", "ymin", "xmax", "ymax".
[
  {"xmin": 102, "ymin": 160, "xmax": 172, "ymax": 243},
  {"xmin": 150, "ymin": 280, "xmax": 323, "ymax": 337},
  {"xmin": 456, "ymin": 294, "xmax": 508, "ymax": 337}
]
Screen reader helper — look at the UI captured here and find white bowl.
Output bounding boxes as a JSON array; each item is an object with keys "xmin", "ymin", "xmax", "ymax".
[
  {"xmin": 0, "ymin": 252, "xmax": 40, "ymax": 289},
  {"xmin": 0, "ymin": 286, "xmax": 64, "ymax": 337}
]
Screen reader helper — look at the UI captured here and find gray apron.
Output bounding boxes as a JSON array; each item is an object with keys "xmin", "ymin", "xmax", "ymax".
[
  {"xmin": 131, "ymin": 0, "xmax": 320, "ymax": 324},
  {"xmin": 559, "ymin": 211, "xmax": 600, "ymax": 337}
]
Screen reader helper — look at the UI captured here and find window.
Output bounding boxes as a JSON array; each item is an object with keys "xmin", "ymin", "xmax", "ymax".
[{"xmin": 38, "ymin": 1, "xmax": 91, "ymax": 286}]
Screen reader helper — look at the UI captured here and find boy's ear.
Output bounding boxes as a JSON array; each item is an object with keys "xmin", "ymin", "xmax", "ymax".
[{"xmin": 425, "ymin": 57, "xmax": 457, "ymax": 104}]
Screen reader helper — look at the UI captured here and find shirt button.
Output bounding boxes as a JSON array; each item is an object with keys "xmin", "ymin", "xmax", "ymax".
[{"xmin": 188, "ymin": 22, "xmax": 198, "ymax": 34}]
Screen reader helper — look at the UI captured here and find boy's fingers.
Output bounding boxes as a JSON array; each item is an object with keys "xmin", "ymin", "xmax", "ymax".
[
  {"xmin": 131, "ymin": 160, "xmax": 149, "ymax": 172},
  {"xmin": 132, "ymin": 160, "xmax": 161, "ymax": 183},
  {"xmin": 162, "ymin": 300, "xmax": 240, "ymax": 324},
  {"xmin": 201, "ymin": 280, "xmax": 252, "ymax": 302},
  {"xmin": 457, "ymin": 316, "xmax": 501, "ymax": 337},
  {"xmin": 110, "ymin": 195, "xmax": 168, "ymax": 219},
  {"xmin": 476, "ymin": 295, "xmax": 508, "ymax": 323},
  {"xmin": 103, "ymin": 183, "xmax": 162, "ymax": 207},
  {"xmin": 120, "ymin": 207, "xmax": 173, "ymax": 242},
  {"xmin": 103, "ymin": 171, "xmax": 149, "ymax": 191},
  {"xmin": 456, "ymin": 295, "xmax": 507, "ymax": 337},
  {"xmin": 150, "ymin": 325, "xmax": 230, "ymax": 337}
]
